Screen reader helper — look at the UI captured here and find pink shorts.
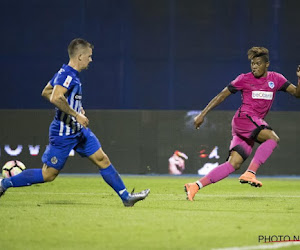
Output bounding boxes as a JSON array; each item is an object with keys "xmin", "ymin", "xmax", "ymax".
[{"xmin": 229, "ymin": 114, "xmax": 272, "ymax": 160}]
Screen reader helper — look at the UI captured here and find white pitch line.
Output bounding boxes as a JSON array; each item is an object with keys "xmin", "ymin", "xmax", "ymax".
[
  {"xmin": 212, "ymin": 241, "xmax": 300, "ymax": 250},
  {"xmin": 196, "ymin": 194, "xmax": 300, "ymax": 198}
]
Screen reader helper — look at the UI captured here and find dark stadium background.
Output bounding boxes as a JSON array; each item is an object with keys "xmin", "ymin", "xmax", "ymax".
[{"xmin": 1, "ymin": 0, "xmax": 299, "ymax": 175}]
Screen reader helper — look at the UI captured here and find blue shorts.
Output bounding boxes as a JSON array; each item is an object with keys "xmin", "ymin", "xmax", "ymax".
[{"xmin": 42, "ymin": 128, "xmax": 101, "ymax": 170}]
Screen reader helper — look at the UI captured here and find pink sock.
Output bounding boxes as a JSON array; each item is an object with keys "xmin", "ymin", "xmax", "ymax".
[
  {"xmin": 247, "ymin": 139, "xmax": 278, "ymax": 174},
  {"xmin": 198, "ymin": 162, "xmax": 235, "ymax": 188}
]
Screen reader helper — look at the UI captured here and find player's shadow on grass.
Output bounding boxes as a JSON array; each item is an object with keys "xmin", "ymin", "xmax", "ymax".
[{"xmin": 43, "ymin": 200, "xmax": 101, "ymax": 206}]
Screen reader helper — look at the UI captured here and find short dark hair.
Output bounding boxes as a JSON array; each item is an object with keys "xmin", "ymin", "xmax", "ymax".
[
  {"xmin": 68, "ymin": 38, "xmax": 94, "ymax": 58},
  {"xmin": 247, "ymin": 47, "xmax": 269, "ymax": 62}
]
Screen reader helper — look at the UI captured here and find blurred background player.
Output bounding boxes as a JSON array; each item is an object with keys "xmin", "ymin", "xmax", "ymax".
[
  {"xmin": 168, "ymin": 150, "xmax": 188, "ymax": 175},
  {"xmin": 0, "ymin": 38, "xmax": 150, "ymax": 207},
  {"xmin": 185, "ymin": 47, "xmax": 300, "ymax": 201}
]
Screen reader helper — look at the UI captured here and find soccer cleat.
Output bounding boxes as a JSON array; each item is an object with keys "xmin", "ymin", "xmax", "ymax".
[
  {"xmin": 239, "ymin": 172, "xmax": 262, "ymax": 187},
  {"xmin": 184, "ymin": 183, "xmax": 199, "ymax": 201},
  {"xmin": 0, "ymin": 178, "xmax": 6, "ymax": 198},
  {"xmin": 122, "ymin": 188, "xmax": 150, "ymax": 207}
]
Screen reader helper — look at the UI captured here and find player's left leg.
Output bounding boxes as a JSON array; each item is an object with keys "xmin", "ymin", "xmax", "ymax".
[
  {"xmin": 88, "ymin": 148, "xmax": 150, "ymax": 207},
  {"xmin": 88, "ymin": 147, "xmax": 129, "ymax": 199},
  {"xmin": 239, "ymin": 129, "xmax": 279, "ymax": 185},
  {"xmin": 77, "ymin": 128, "xmax": 149, "ymax": 207}
]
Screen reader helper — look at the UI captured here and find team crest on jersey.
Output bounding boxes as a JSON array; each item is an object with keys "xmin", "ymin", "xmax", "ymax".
[
  {"xmin": 51, "ymin": 156, "xmax": 58, "ymax": 165},
  {"xmin": 268, "ymin": 81, "xmax": 275, "ymax": 89}
]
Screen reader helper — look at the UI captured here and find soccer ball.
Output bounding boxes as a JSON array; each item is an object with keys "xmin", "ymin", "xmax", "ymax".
[{"xmin": 2, "ymin": 160, "xmax": 26, "ymax": 178}]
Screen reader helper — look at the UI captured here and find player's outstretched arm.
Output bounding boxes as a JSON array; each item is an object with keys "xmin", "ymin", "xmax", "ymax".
[
  {"xmin": 41, "ymin": 82, "xmax": 53, "ymax": 101},
  {"xmin": 194, "ymin": 87, "xmax": 232, "ymax": 129},
  {"xmin": 50, "ymin": 85, "xmax": 89, "ymax": 128},
  {"xmin": 285, "ymin": 65, "xmax": 300, "ymax": 98}
]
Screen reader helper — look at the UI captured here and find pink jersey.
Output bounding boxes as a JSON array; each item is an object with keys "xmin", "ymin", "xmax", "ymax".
[{"xmin": 228, "ymin": 72, "xmax": 290, "ymax": 119}]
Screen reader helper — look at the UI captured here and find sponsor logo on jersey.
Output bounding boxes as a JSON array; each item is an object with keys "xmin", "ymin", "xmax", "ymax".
[
  {"xmin": 74, "ymin": 95, "xmax": 82, "ymax": 100},
  {"xmin": 268, "ymin": 81, "xmax": 275, "ymax": 89},
  {"xmin": 63, "ymin": 75, "xmax": 73, "ymax": 88},
  {"xmin": 252, "ymin": 91, "xmax": 273, "ymax": 100}
]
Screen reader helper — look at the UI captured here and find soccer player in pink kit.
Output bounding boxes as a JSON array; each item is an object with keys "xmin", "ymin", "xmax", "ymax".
[{"xmin": 185, "ymin": 47, "xmax": 300, "ymax": 201}]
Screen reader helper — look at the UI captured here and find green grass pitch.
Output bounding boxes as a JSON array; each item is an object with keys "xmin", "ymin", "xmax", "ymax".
[{"xmin": 1, "ymin": 176, "xmax": 300, "ymax": 250}]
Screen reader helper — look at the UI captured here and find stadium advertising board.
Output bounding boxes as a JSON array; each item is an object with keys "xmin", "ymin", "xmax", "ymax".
[{"xmin": 0, "ymin": 110, "xmax": 299, "ymax": 175}]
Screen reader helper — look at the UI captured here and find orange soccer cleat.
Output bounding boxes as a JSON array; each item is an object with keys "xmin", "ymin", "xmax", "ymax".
[
  {"xmin": 239, "ymin": 171, "xmax": 262, "ymax": 187},
  {"xmin": 184, "ymin": 183, "xmax": 199, "ymax": 201}
]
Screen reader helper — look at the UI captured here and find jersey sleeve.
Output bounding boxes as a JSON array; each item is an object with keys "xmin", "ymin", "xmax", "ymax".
[
  {"xmin": 275, "ymin": 72, "xmax": 291, "ymax": 92},
  {"xmin": 227, "ymin": 74, "xmax": 244, "ymax": 94},
  {"xmin": 51, "ymin": 72, "xmax": 74, "ymax": 90},
  {"xmin": 49, "ymin": 73, "xmax": 58, "ymax": 87}
]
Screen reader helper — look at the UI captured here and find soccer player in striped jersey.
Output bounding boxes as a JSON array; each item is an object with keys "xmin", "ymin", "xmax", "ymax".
[
  {"xmin": 0, "ymin": 38, "xmax": 150, "ymax": 207},
  {"xmin": 185, "ymin": 47, "xmax": 300, "ymax": 201}
]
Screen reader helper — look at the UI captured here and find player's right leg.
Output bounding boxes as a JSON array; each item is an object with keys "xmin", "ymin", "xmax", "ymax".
[
  {"xmin": 0, "ymin": 135, "xmax": 71, "ymax": 199},
  {"xmin": 0, "ymin": 164, "xmax": 59, "ymax": 198},
  {"xmin": 42, "ymin": 164, "xmax": 60, "ymax": 182},
  {"xmin": 0, "ymin": 166, "xmax": 46, "ymax": 198},
  {"xmin": 184, "ymin": 151, "xmax": 243, "ymax": 201},
  {"xmin": 184, "ymin": 136, "xmax": 252, "ymax": 201}
]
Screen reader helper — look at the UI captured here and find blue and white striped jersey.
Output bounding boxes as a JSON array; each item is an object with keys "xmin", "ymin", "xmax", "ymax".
[{"xmin": 49, "ymin": 64, "xmax": 83, "ymax": 136}]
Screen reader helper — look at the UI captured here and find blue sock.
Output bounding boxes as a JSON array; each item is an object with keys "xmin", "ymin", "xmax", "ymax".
[
  {"xmin": 100, "ymin": 165, "xmax": 129, "ymax": 200},
  {"xmin": 2, "ymin": 169, "xmax": 44, "ymax": 190}
]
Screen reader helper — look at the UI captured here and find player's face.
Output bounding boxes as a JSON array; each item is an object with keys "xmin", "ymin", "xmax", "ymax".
[
  {"xmin": 251, "ymin": 57, "xmax": 269, "ymax": 78},
  {"xmin": 79, "ymin": 47, "xmax": 93, "ymax": 71}
]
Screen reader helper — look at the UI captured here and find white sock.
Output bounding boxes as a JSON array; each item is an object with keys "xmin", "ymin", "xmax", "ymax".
[{"xmin": 196, "ymin": 180, "xmax": 203, "ymax": 189}]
